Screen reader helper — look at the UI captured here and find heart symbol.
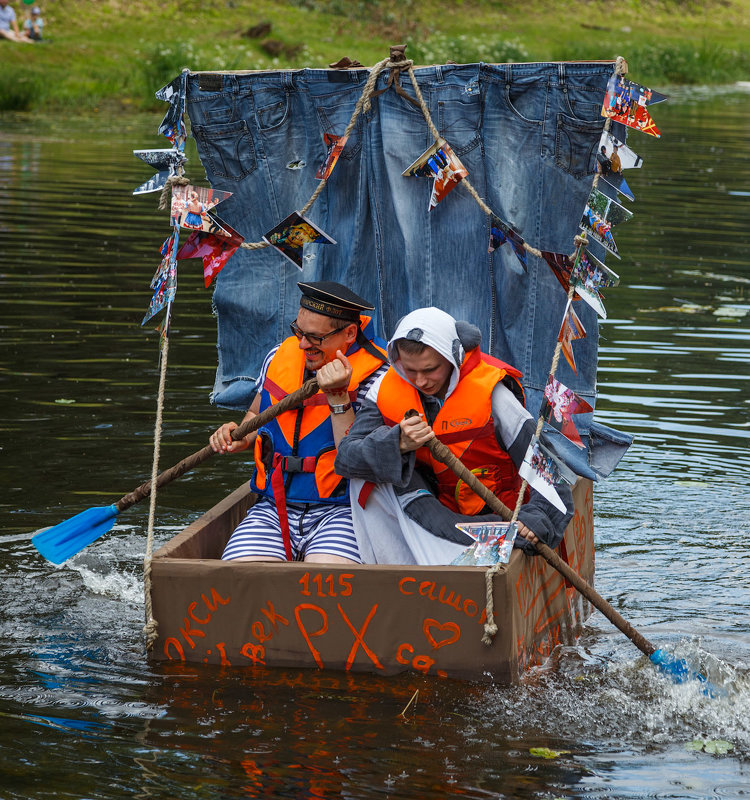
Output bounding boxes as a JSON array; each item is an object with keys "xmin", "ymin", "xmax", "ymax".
[{"xmin": 423, "ymin": 619, "xmax": 461, "ymax": 650}]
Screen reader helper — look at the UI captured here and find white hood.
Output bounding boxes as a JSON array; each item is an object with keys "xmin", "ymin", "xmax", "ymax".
[{"xmin": 387, "ymin": 307, "xmax": 472, "ymax": 401}]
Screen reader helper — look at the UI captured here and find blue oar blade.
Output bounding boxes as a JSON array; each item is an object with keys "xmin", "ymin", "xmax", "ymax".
[
  {"xmin": 650, "ymin": 648, "xmax": 717, "ymax": 696},
  {"xmin": 32, "ymin": 505, "xmax": 119, "ymax": 565}
]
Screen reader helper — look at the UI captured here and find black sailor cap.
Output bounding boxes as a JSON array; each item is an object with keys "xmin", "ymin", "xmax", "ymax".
[{"xmin": 297, "ymin": 281, "xmax": 374, "ymax": 322}]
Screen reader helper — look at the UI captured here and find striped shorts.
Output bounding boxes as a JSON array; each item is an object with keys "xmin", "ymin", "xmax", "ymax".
[{"xmin": 221, "ymin": 496, "xmax": 361, "ymax": 562}]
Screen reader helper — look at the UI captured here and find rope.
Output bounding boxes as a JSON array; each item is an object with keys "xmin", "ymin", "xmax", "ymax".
[
  {"xmin": 157, "ymin": 175, "xmax": 190, "ymax": 211},
  {"xmin": 142, "ymin": 311, "xmax": 171, "ymax": 652}
]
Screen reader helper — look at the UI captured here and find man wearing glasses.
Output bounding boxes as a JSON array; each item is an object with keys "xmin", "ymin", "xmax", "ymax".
[{"xmin": 209, "ymin": 282, "xmax": 387, "ymax": 563}]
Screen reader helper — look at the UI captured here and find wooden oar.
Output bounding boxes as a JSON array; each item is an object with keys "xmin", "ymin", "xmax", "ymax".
[
  {"xmin": 32, "ymin": 378, "xmax": 320, "ymax": 564},
  {"xmin": 419, "ymin": 427, "xmax": 712, "ymax": 688}
]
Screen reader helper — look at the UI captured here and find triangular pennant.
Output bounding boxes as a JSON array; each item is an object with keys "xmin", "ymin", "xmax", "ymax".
[
  {"xmin": 156, "ymin": 72, "xmax": 188, "ymax": 146},
  {"xmin": 171, "ymin": 184, "xmax": 233, "ymax": 234},
  {"xmin": 402, "ymin": 138, "xmax": 468, "ymax": 210},
  {"xmin": 600, "ymin": 170, "xmax": 634, "ymax": 202},
  {"xmin": 601, "ymin": 74, "xmax": 663, "ymax": 138},
  {"xmin": 263, "ymin": 211, "xmax": 337, "ymax": 270},
  {"xmin": 450, "ymin": 522, "xmax": 518, "ymax": 566},
  {"xmin": 540, "ymin": 375, "xmax": 594, "ymax": 448},
  {"xmin": 558, "ymin": 298, "xmax": 586, "ymax": 374},
  {"xmin": 316, "ymin": 133, "xmax": 348, "ymax": 180},
  {"xmin": 571, "ymin": 249, "xmax": 619, "ymax": 319},
  {"xmin": 143, "ymin": 259, "xmax": 177, "ymax": 325},
  {"xmin": 542, "ymin": 251, "xmax": 575, "ymax": 292},
  {"xmin": 489, "ymin": 214, "xmax": 527, "ymax": 271},
  {"xmin": 133, "ymin": 148, "xmax": 187, "ymax": 195},
  {"xmin": 176, "ymin": 222, "xmax": 245, "ymax": 287},
  {"xmin": 599, "ymin": 131, "xmax": 643, "ymax": 171},
  {"xmin": 580, "ymin": 187, "xmax": 632, "ymax": 258},
  {"xmin": 518, "ymin": 440, "xmax": 574, "ymax": 512}
]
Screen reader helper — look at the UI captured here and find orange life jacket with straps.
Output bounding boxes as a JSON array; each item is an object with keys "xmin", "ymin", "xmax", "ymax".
[
  {"xmin": 250, "ymin": 316, "xmax": 387, "ymax": 511},
  {"xmin": 375, "ymin": 347, "xmax": 527, "ymax": 515}
]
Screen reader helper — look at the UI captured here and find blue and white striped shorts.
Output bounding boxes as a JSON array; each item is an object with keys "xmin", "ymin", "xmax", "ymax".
[{"xmin": 221, "ymin": 496, "xmax": 361, "ymax": 562}]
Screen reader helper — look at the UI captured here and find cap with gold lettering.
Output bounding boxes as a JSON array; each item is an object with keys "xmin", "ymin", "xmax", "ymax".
[{"xmin": 297, "ymin": 281, "xmax": 374, "ymax": 322}]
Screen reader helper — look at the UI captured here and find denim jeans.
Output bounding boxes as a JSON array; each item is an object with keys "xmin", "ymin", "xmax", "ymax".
[{"xmin": 171, "ymin": 62, "xmax": 625, "ymax": 458}]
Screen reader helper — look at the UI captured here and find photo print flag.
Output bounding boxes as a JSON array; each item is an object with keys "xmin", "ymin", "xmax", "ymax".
[
  {"xmin": 599, "ymin": 130, "xmax": 643, "ymax": 171},
  {"xmin": 176, "ymin": 221, "xmax": 245, "ymax": 287},
  {"xmin": 558, "ymin": 298, "xmax": 586, "ymax": 374},
  {"xmin": 571, "ymin": 248, "xmax": 620, "ymax": 319},
  {"xmin": 143, "ymin": 256, "xmax": 177, "ymax": 325},
  {"xmin": 450, "ymin": 522, "xmax": 518, "ymax": 567},
  {"xmin": 518, "ymin": 440, "xmax": 576, "ymax": 513},
  {"xmin": 601, "ymin": 74, "xmax": 664, "ymax": 138},
  {"xmin": 132, "ymin": 148, "xmax": 187, "ymax": 195},
  {"xmin": 263, "ymin": 211, "xmax": 336, "ymax": 270},
  {"xmin": 489, "ymin": 214, "xmax": 527, "ymax": 271},
  {"xmin": 171, "ymin": 184, "xmax": 233, "ymax": 235},
  {"xmin": 156, "ymin": 73, "xmax": 188, "ymax": 146},
  {"xmin": 316, "ymin": 133, "xmax": 348, "ymax": 180},
  {"xmin": 540, "ymin": 375, "xmax": 593, "ymax": 448},
  {"xmin": 402, "ymin": 138, "xmax": 468, "ymax": 211},
  {"xmin": 580, "ymin": 187, "xmax": 633, "ymax": 258},
  {"xmin": 542, "ymin": 251, "xmax": 575, "ymax": 293}
]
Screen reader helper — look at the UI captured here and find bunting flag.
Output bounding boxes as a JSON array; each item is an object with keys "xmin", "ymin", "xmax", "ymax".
[
  {"xmin": 402, "ymin": 138, "xmax": 468, "ymax": 210},
  {"xmin": 601, "ymin": 74, "xmax": 664, "ymax": 138},
  {"xmin": 540, "ymin": 375, "xmax": 593, "ymax": 448},
  {"xmin": 571, "ymin": 249, "xmax": 620, "ymax": 319},
  {"xmin": 143, "ymin": 252, "xmax": 177, "ymax": 325},
  {"xmin": 599, "ymin": 130, "xmax": 643, "ymax": 171},
  {"xmin": 176, "ymin": 222, "xmax": 245, "ymax": 287},
  {"xmin": 600, "ymin": 170, "xmax": 635, "ymax": 202},
  {"xmin": 558, "ymin": 298, "xmax": 586, "ymax": 374},
  {"xmin": 542, "ymin": 250, "xmax": 575, "ymax": 292},
  {"xmin": 580, "ymin": 187, "xmax": 632, "ymax": 258},
  {"xmin": 489, "ymin": 214, "xmax": 527, "ymax": 271},
  {"xmin": 156, "ymin": 73, "xmax": 188, "ymax": 146},
  {"xmin": 518, "ymin": 440, "xmax": 575, "ymax": 512},
  {"xmin": 450, "ymin": 522, "xmax": 518, "ymax": 566},
  {"xmin": 171, "ymin": 184, "xmax": 233, "ymax": 235},
  {"xmin": 263, "ymin": 211, "xmax": 337, "ymax": 270},
  {"xmin": 316, "ymin": 133, "xmax": 348, "ymax": 180},
  {"xmin": 132, "ymin": 148, "xmax": 187, "ymax": 195}
]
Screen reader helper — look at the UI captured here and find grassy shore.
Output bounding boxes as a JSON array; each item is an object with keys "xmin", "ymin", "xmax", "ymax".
[{"xmin": 2, "ymin": 0, "xmax": 749, "ymax": 112}]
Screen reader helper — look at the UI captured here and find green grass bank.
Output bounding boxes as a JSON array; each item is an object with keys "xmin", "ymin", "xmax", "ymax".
[{"xmin": 2, "ymin": 0, "xmax": 749, "ymax": 112}]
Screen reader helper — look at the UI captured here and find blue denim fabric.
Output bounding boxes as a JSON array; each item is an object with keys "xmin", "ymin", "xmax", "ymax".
[{"xmin": 177, "ymin": 63, "xmax": 615, "ymax": 436}]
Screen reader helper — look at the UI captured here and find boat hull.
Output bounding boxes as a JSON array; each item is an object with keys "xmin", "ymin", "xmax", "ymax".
[{"xmin": 149, "ymin": 479, "xmax": 594, "ymax": 681}]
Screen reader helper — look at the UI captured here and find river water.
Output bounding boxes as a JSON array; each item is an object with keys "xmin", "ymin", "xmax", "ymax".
[{"xmin": 1, "ymin": 87, "xmax": 749, "ymax": 799}]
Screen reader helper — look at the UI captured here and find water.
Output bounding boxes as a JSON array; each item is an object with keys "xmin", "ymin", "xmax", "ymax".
[{"xmin": 1, "ymin": 87, "xmax": 749, "ymax": 799}]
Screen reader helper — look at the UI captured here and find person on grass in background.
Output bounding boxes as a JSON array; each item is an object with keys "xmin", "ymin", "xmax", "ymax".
[
  {"xmin": 22, "ymin": 6, "xmax": 43, "ymax": 41},
  {"xmin": 0, "ymin": 0, "xmax": 30, "ymax": 42},
  {"xmin": 209, "ymin": 282, "xmax": 388, "ymax": 564},
  {"xmin": 335, "ymin": 307, "xmax": 573, "ymax": 565}
]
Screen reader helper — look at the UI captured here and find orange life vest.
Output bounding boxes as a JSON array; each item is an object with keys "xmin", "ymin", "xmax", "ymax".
[
  {"xmin": 376, "ymin": 347, "xmax": 526, "ymax": 515},
  {"xmin": 250, "ymin": 316, "xmax": 387, "ymax": 506}
]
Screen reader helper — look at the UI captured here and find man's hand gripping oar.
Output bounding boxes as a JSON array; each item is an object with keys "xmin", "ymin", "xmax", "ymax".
[
  {"xmin": 406, "ymin": 410, "xmax": 715, "ymax": 691},
  {"xmin": 32, "ymin": 379, "xmax": 320, "ymax": 565}
]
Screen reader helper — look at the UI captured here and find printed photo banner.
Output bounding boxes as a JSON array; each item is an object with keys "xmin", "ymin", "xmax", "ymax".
[
  {"xmin": 601, "ymin": 74, "xmax": 665, "ymax": 138},
  {"xmin": 558, "ymin": 298, "xmax": 586, "ymax": 374},
  {"xmin": 451, "ymin": 522, "xmax": 518, "ymax": 566},
  {"xmin": 171, "ymin": 184, "xmax": 233, "ymax": 235},
  {"xmin": 599, "ymin": 130, "xmax": 643, "ymax": 171},
  {"xmin": 263, "ymin": 211, "xmax": 337, "ymax": 270},
  {"xmin": 540, "ymin": 375, "xmax": 593, "ymax": 449},
  {"xmin": 133, "ymin": 148, "xmax": 188, "ymax": 195},
  {"xmin": 143, "ymin": 251, "xmax": 178, "ymax": 325},
  {"xmin": 176, "ymin": 221, "xmax": 245, "ymax": 287},
  {"xmin": 572, "ymin": 248, "xmax": 619, "ymax": 319},
  {"xmin": 156, "ymin": 72, "xmax": 188, "ymax": 147},
  {"xmin": 580, "ymin": 187, "xmax": 632, "ymax": 258},
  {"xmin": 489, "ymin": 214, "xmax": 527, "ymax": 272},
  {"xmin": 402, "ymin": 138, "xmax": 468, "ymax": 211},
  {"xmin": 316, "ymin": 133, "xmax": 348, "ymax": 180},
  {"xmin": 518, "ymin": 440, "xmax": 576, "ymax": 513}
]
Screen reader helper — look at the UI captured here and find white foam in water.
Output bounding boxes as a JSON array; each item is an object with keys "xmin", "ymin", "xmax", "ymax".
[{"xmin": 70, "ymin": 562, "xmax": 143, "ymax": 606}]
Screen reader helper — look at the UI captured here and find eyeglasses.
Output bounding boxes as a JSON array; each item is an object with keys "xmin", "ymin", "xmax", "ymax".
[{"xmin": 289, "ymin": 320, "xmax": 347, "ymax": 347}]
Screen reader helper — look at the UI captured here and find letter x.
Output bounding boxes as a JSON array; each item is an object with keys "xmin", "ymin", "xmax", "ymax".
[{"xmin": 337, "ymin": 603, "xmax": 384, "ymax": 670}]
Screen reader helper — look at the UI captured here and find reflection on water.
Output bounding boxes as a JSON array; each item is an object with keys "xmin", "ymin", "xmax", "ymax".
[{"xmin": 1, "ymin": 90, "xmax": 749, "ymax": 799}]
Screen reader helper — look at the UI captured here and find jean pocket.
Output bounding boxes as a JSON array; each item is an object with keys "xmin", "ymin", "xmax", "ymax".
[
  {"xmin": 255, "ymin": 91, "xmax": 290, "ymax": 131},
  {"xmin": 438, "ymin": 96, "xmax": 481, "ymax": 157},
  {"xmin": 504, "ymin": 77, "xmax": 546, "ymax": 125},
  {"xmin": 563, "ymin": 84, "xmax": 606, "ymax": 122},
  {"xmin": 315, "ymin": 96, "xmax": 361, "ymax": 160},
  {"xmin": 554, "ymin": 113, "xmax": 603, "ymax": 179},
  {"xmin": 192, "ymin": 119, "xmax": 257, "ymax": 181}
]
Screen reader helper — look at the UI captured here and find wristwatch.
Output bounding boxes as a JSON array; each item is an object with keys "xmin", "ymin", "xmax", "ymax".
[{"xmin": 329, "ymin": 401, "xmax": 352, "ymax": 415}]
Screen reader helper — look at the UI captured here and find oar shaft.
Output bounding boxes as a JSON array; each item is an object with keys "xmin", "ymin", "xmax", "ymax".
[
  {"xmin": 115, "ymin": 378, "xmax": 319, "ymax": 512},
  {"xmin": 423, "ymin": 435, "xmax": 658, "ymax": 659}
]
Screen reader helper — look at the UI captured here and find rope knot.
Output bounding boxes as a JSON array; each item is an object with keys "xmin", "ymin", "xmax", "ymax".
[{"xmin": 157, "ymin": 174, "xmax": 190, "ymax": 211}]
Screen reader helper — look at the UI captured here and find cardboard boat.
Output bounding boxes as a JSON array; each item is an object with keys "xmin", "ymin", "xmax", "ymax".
[{"xmin": 148, "ymin": 477, "xmax": 594, "ymax": 682}]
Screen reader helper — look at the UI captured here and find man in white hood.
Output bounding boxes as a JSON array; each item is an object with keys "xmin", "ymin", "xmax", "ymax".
[{"xmin": 335, "ymin": 307, "xmax": 573, "ymax": 565}]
